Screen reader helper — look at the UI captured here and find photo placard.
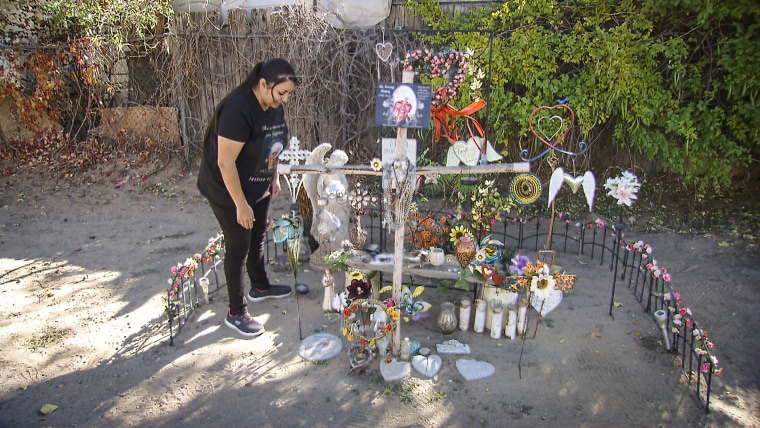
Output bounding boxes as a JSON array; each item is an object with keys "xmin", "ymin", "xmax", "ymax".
[{"xmin": 375, "ymin": 83, "xmax": 432, "ymax": 129}]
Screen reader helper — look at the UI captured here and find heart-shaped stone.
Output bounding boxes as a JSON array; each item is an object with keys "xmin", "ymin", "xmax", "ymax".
[
  {"xmin": 456, "ymin": 359, "xmax": 495, "ymax": 381},
  {"xmin": 563, "ymin": 173, "xmax": 584, "ymax": 194},
  {"xmin": 528, "ymin": 104, "xmax": 575, "ymax": 149},
  {"xmin": 380, "ymin": 358, "xmax": 412, "ymax": 382},
  {"xmin": 375, "ymin": 42, "xmax": 393, "ymax": 62},
  {"xmin": 448, "ymin": 140, "xmax": 481, "ymax": 166},
  {"xmin": 412, "ymin": 354, "xmax": 442, "ymax": 378},
  {"xmin": 530, "ymin": 287, "xmax": 563, "ymax": 317}
]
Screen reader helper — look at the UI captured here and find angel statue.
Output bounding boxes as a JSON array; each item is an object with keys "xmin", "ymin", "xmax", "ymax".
[{"xmin": 303, "ymin": 143, "xmax": 351, "ymax": 268}]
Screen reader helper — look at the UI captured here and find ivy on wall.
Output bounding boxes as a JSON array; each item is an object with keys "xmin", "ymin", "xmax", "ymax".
[{"xmin": 406, "ymin": 0, "xmax": 760, "ymax": 190}]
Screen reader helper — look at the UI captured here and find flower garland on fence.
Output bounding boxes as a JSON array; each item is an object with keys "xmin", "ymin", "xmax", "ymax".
[
  {"xmin": 164, "ymin": 233, "xmax": 225, "ymax": 321},
  {"xmin": 625, "ymin": 239, "xmax": 721, "ymax": 375}
]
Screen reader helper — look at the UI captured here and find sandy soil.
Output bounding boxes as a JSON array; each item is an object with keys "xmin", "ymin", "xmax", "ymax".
[{"xmin": 0, "ymin": 158, "xmax": 758, "ymax": 427}]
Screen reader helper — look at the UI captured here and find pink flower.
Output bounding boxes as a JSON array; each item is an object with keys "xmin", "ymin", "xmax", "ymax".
[
  {"xmin": 679, "ymin": 308, "xmax": 688, "ymax": 317},
  {"xmin": 663, "ymin": 273, "xmax": 671, "ymax": 281},
  {"xmin": 171, "ymin": 266, "xmax": 178, "ymax": 274},
  {"xmin": 660, "ymin": 267, "xmax": 667, "ymax": 274},
  {"xmin": 672, "ymin": 292, "xmax": 680, "ymax": 300}
]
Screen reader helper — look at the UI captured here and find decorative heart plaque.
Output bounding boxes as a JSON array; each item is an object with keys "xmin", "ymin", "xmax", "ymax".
[
  {"xmin": 448, "ymin": 140, "xmax": 481, "ymax": 166},
  {"xmin": 375, "ymin": 42, "xmax": 393, "ymax": 62},
  {"xmin": 412, "ymin": 354, "xmax": 442, "ymax": 378},
  {"xmin": 456, "ymin": 359, "xmax": 495, "ymax": 381},
  {"xmin": 380, "ymin": 358, "xmax": 411, "ymax": 382},
  {"xmin": 528, "ymin": 104, "xmax": 575, "ymax": 149},
  {"xmin": 530, "ymin": 287, "xmax": 563, "ymax": 317}
]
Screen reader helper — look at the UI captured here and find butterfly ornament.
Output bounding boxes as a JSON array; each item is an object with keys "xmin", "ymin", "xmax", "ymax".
[{"xmin": 548, "ymin": 167, "xmax": 596, "ymax": 212}]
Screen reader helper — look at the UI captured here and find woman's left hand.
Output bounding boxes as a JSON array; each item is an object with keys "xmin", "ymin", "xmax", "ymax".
[{"xmin": 271, "ymin": 177, "xmax": 281, "ymax": 197}]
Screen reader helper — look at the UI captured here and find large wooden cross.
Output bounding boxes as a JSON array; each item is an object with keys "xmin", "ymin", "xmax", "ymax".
[{"xmin": 279, "ymin": 71, "xmax": 530, "ymax": 354}]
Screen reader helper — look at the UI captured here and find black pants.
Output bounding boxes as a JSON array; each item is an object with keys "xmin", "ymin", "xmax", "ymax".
[{"xmin": 209, "ymin": 197, "xmax": 271, "ymax": 316}]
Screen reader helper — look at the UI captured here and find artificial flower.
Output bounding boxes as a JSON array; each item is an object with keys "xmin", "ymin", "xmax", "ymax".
[
  {"xmin": 370, "ymin": 158, "xmax": 382, "ymax": 171},
  {"xmin": 347, "ymin": 279, "xmax": 371, "ymax": 300},
  {"xmin": 604, "ymin": 170, "xmax": 641, "ymax": 206},
  {"xmin": 509, "ymin": 254, "xmax": 530, "ymax": 275},
  {"xmin": 531, "ymin": 273, "xmax": 556, "ymax": 293},
  {"xmin": 449, "ymin": 224, "xmax": 470, "ymax": 245},
  {"xmin": 348, "ymin": 270, "xmax": 364, "ymax": 281}
]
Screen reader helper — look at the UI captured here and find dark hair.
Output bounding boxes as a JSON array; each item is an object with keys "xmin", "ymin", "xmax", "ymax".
[{"xmin": 202, "ymin": 58, "xmax": 298, "ymax": 147}]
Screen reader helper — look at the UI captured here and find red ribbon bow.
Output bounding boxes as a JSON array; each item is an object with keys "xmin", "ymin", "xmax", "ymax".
[{"xmin": 431, "ymin": 93, "xmax": 486, "ymax": 149}]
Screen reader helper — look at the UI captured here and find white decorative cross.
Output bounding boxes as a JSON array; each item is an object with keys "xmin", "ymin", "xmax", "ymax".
[{"xmin": 279, "ymin": 137, "xmax": 311, "ymax": 205}]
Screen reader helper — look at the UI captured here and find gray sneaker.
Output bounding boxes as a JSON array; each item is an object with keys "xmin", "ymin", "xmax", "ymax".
[
  {"xmin": 247, "ymin": 284, "xmax": 292, "ymax": 302},
  {"xmin": 224, "ymin": 310, "xmax": 264, "ymax": 337}
]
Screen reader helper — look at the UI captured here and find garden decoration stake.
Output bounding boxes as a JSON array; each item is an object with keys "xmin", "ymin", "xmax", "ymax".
[
  {"xmin": 521, "ymin": 101, "xmax": 596, "ymax": 255},
  {"xmin": 271, "ymin": 215, "xmax": 307, "ymax": 339}
]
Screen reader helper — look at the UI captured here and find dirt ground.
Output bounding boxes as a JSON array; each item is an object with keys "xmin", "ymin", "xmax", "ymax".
[{"xmin": 0, "ymin": 158, "xmax": 758, "ymax": 427}]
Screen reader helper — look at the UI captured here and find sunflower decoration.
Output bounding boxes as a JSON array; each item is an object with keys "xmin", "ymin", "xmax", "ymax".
[{"xmin": 449, "ymin": 224, "xmax": 472, "ymax": 246}]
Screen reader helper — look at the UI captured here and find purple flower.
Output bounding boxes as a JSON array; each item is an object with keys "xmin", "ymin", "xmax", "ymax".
[{"xmin": 509, "ymin": 254, "xmax": 531, "ymax": 275}]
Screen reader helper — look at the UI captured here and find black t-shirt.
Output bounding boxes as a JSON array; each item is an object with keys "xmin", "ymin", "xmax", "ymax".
[{"xmin": 197, "ymin": 90, "xmax": 288, "ymax": 208}]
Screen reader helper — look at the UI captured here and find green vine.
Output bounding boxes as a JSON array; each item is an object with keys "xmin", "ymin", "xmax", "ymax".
[{"xmin": 405, "ymin": 0, "xmax": 760, "ymax": 191}]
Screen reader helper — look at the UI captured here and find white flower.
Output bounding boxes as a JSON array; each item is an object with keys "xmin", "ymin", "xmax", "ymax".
[
  {"xmin": 605, "ymin": 171, "xmax": 641, "ymax": 206},
  {"xmin": 530, "ymin": 273, "xmax": 556, "ymax": 295}
]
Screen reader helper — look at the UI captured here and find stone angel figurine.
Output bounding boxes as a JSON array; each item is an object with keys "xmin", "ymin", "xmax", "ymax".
[{"xmin": 303, "ymin": 143, "xmax": 351, "ymax": 267}]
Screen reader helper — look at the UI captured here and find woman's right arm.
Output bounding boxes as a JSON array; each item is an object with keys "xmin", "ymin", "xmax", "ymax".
[{"xmin": 217, "ymin": 136, "xmax": 254, "ymax": 229}]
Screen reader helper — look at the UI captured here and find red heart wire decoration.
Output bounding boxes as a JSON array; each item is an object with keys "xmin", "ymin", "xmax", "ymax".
[{"xmin": 528, "ymin": 104, "xmax": 575, "ymax": 149}]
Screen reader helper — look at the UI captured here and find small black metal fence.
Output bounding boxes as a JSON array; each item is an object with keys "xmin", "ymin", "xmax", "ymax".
[{"xmin": 164, "ymin": 209, "xmax": 716, "ymax": 413}]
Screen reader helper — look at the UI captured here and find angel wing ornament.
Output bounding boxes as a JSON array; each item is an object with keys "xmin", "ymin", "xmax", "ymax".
[
  {"xmin": 548, "ymin": 168, "xmax": 596, "ymax": 212},
  {"xmin": 548, "ymin": 168, "xmax": 566, "ymax": 207},
  {"xmin": 582, "ymin": 171, "xmax": 596, "ymax": 212}
]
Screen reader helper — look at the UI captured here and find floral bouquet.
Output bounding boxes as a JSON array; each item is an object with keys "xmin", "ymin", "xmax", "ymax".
[
  {"xmin": 508, "ymin": 254, "xmax": 575, "ymax": 294},
  {"xmin": 604, "ymin": 170, "xmax": 641, "ymax": 207},
  {"xmin": 379, "ymin": 283, "xmax": 430, "ymax": 322}
]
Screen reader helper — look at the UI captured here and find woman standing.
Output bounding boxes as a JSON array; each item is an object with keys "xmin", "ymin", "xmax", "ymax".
[{"xmin": 197, "ymin": 58, "xmax": 298, "ymax": 337}]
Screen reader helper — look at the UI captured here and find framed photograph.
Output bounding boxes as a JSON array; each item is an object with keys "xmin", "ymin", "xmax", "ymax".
[{"xmin": 375, "ymin": 83, "xmax": 432, "ymax": 129}]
